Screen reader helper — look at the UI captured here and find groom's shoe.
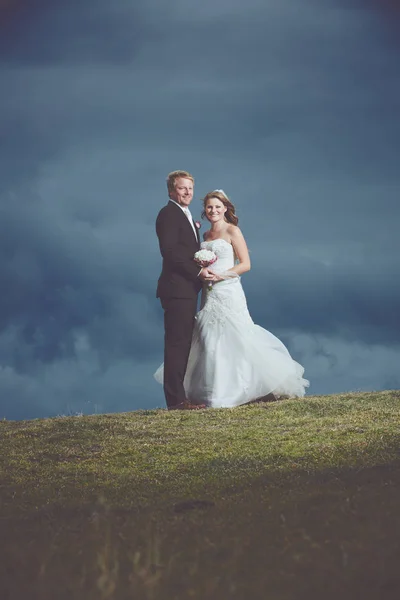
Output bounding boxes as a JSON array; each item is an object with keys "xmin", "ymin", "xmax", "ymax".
[
  {"xmin": 181, "ymin": 400, "xmax": 207, "ymax": 410},
  {"xmin": 169, "ymin": 401, "xmax": 206, "ymax": 411},
  {"xmin": 168, "ymin": 402, "xmax": 185, "ymax": 410}
]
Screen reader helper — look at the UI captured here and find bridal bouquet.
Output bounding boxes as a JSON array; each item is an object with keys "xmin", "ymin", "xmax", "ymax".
[{"xmin": 194, "ymin": 249, "xmax": 217, "ymax": 291}]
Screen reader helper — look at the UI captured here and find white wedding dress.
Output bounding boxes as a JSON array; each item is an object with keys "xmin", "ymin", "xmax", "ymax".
[{"xmin": 154, "ymin": 239, "xmax": 309, "ymax": 407}]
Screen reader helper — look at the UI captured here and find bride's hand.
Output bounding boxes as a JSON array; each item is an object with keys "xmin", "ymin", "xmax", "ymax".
[
  {"xmin": 208, "ymin": 271, "xmax": 224, "ymax": 282},
  {"xmin": 212, "ymin": 270, "xmax": 239, "ymax": 282},
  {"xmin": 199, "ymin": 268, "xmax": 216, "ymax": 282}
]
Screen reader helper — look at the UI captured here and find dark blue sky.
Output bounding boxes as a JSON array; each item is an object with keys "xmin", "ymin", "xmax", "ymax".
[{"xmin": 1, "ymin": 0, "xmax": 399, "ymax": 420}]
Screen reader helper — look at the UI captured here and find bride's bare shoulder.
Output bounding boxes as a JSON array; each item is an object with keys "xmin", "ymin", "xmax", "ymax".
[{"xmin": 227, "ymin": 224, "xmax": 243, "ymax": 238}]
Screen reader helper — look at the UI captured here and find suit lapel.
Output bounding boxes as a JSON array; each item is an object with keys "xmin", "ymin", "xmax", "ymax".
[{"xmin": 168, "ymin": 200, "xmax": 199, "ymax": 244}]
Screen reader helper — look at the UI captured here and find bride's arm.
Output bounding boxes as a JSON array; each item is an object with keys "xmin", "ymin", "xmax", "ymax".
[
  {"xmin": 212, "ymin": 226, "xmax": 251, "ymax": 281},
  {"xmin": 227, "ymin": 226, "xmax": 251, "ymax": 276}
]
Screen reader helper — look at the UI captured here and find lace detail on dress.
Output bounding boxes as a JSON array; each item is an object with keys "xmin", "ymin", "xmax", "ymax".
[
  {"xmin": 200, "ymin": 239, "xmax": 235, "ymax": 273},
  {"xmin": 198, "ymin": 239, "xmax": 252, "ymax": 328},
  {"xmin": 199, "ymin": 286, "xmax": 253, "ymax": 327}
]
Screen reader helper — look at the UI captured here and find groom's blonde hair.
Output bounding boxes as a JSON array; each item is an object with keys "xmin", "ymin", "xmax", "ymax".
[{"xmin": 166, "ymin": 170, "xmax": 194, "ymax": 197}]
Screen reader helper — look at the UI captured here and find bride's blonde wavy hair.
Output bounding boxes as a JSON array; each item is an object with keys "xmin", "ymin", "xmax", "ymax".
[{"xmin": 201, "ymin": 190, "xmax": 239, "ymax": 226}]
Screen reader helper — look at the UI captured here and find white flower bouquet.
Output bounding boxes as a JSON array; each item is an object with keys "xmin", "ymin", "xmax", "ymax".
[{"xmin": 194, "ymin": 249, "xmax": 217, "ymax": 291}]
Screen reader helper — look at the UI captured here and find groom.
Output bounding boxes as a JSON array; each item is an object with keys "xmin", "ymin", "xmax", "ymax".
[{"xmin": 156, "ymin": 170, "xmax": 213, "ymax": 410}]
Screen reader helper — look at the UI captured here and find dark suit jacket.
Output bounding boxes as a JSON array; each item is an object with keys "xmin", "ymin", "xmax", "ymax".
[{"xmin": 156, "ymin": 201, "xmax": 202, "ymax": 299}]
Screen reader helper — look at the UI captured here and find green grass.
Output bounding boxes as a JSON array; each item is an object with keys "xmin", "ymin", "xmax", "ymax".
[{"xmin": 1, "ymin": 391, "xmax": 399, "ymax": 599}]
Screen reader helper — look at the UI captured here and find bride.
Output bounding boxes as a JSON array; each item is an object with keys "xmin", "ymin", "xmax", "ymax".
[{"xmin": 155, "ymin": 189, "xmax": 309, "ymax": 407}]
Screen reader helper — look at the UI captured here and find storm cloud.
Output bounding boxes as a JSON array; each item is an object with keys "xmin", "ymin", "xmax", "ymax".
[{"xmin": 0, "ymin": 0, "xmax": 399, "ymax": 420}]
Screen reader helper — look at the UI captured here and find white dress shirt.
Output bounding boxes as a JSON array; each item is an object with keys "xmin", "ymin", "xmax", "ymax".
[
  {"xmin": 169, "ymin": 199, "xmax": 197, "ymax": 238},
  {"xmin": 169, "ymin": 199, "xmax": 202, "ymax": 276}
]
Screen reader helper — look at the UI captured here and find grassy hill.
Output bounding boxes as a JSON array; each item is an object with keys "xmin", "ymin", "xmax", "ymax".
[{"xmin": 1, "ymin": 391, "xmax": 399, "ymax": 600}]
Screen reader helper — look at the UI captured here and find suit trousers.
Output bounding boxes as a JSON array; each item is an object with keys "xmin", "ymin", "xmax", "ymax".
[{"xmin": 161, "ymin": 296, "xmax": 198, "ymax": 408}]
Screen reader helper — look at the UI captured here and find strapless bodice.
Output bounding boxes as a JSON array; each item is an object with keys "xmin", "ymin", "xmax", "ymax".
[{"xmin": 201, "ymin": 239, "xmax": 235, "ymax": 274}]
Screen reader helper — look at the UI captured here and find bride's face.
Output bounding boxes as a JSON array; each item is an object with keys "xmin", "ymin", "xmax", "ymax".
[{"xmin": 205, "ymin": 198, "xmax": 227, "ymax": 223}]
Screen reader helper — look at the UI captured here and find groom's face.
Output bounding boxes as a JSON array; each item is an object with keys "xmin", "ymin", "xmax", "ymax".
[{"xmin": 170, "ymin": 177, "xmax": 194, "ymax": 207}]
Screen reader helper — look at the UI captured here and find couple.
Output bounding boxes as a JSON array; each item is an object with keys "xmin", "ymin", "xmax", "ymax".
[{"xmin": 154, "ymin": 170, "xmax": 309, "ymax": 410}]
